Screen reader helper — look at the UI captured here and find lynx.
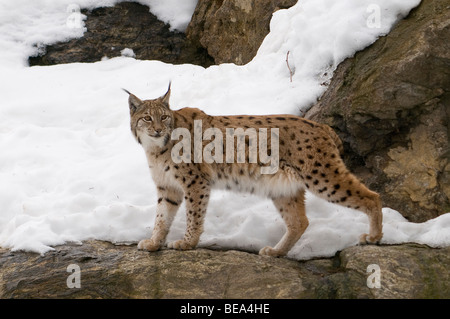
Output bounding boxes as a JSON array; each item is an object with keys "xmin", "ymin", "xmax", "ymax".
[{"xmin": 124, "ymin": 84, "xmax": 383, "ymax": 257}]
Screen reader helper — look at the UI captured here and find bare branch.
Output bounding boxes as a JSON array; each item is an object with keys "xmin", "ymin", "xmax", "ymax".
[{"xmin": 286, "ymin": 51, "xmax": 293, "ymax": 82}]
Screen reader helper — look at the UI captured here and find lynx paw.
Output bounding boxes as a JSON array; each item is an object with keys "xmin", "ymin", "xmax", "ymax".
[
  {"xmin": 167, "ymin": 239, "xmax": 194, "ymax": 250},
  {"xmin": 137, "ymin": 239, "xmax": 161, "ymax": 251},
  {"xmin": 259, "ymin": 246, "xmax": 285, "ymax": 257},
  {"xmin": 359, "ymin": 233, "xmax": 382, "ymax": 245}
]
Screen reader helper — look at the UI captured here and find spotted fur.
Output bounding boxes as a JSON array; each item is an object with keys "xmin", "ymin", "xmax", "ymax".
[{"xmin": 125, "ymin": 84, "xmax": 383, "ymax": 257}]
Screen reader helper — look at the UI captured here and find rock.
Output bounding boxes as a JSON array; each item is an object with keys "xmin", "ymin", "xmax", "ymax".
[
  {"xmin": 340, "ymin": 244, "xmax": 450, "ymax": 299},
  {"xmin": 305, "ymin": 0, "xmax": 450, "ymax": 221},
  {"xmin": 186, "ymin": 0, "xmax": 298, "ymax": 65},
  {"xmin": 1, "ymin": 241, "xmax": 448, "ymax": 298},
  {"xmin": 28, "ymin": 2, "xmax": 214, "ymax": 67}
]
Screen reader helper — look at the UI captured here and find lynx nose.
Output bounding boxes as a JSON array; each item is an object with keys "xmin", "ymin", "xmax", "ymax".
[{"xmin": 154, "ymin": 129, "xmax": 162, "ymax": 136}]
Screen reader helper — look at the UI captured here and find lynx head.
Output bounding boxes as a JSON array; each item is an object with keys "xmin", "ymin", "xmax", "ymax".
[{"xmin": 124, "ymin": 83, "xmax": 174, "ymax": 149}]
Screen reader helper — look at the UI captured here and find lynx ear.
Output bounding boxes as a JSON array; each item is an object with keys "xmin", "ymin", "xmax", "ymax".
[
  {"xmin": 123, "ymin": 89, "xmax": 143, "ymax": 113},
  {"xmin": 161, "ymin": 81, "xmax": 171, "ymax": 107}
]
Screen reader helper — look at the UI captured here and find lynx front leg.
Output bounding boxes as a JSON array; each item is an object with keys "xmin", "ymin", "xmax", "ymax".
[
  {"xmin": 260, "ymin": 189, "xmax": 308, "ymax": 257},
  {"xmin": 168, "ymin": 186, "xmax": 210, "ymax": 251},
  {"xmin": 138, "ymin": 186, "xmax": 183, "ymax": 251}
]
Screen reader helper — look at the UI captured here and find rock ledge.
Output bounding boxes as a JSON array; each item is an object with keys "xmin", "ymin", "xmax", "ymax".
[{"xmin": 1, "ymin": 241, "xmax": 448, "ymax": 298}]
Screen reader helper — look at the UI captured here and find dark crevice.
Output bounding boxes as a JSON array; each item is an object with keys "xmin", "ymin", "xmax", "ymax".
[{"xmin": 28, "ymin": 2, "xmax": 214, "ymax": 67}]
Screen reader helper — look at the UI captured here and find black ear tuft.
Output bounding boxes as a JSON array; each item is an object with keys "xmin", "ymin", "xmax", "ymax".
[
  {"xmin": 123, "ymin": 89, "xmax": 143, "ymax": 113},
  {"xmin": 161, "ymin": 81, "xmax": 171, "ymax": 107}
]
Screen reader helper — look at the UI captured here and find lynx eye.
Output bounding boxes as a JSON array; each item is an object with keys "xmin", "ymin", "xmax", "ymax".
[
  {"xmin": 143, "ymin": 115, "xmax": 152, "ymax": 122},
  {"xmin": 160, "ymin": 115, "xmax": 169, "ymax": 121}
]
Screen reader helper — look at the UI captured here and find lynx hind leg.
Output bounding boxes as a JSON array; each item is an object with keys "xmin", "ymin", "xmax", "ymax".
[
  {"xmin": 331, "ymin": 176, "xmax": 383, "ymax": 244},
  {"xmin": 309, "ymin": 162, "xmax": 383, "ymax": 245},
  {"xmin": 356, "ymin": 187, "xmax": 383, "ymax": 245},
  {"xmin": 337, "ymin": 176, "xmax": 383, "ymax": 244},
  {"xmin": 260, "ymin": 189, "xmax": 309, "ymax": 257},
  {"xmin": 138, "ymin": 187, "xmax": 183, "ymax": 252}
]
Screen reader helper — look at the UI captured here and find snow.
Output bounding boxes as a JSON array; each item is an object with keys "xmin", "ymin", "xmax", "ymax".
[
  {"xmin": 144, "ymin": 0, "xmax": 198, "ymax": 31},
  {"xmin": 1, "ymin": 0, "xmax": 448, "ymax": 259},
  {"xmin": 120, "ymin": 48, "xmax": 136, "ymax": 58},
  {"xmin": 0, "ymin": 0, "xmax": 196, "ymax": 67}
]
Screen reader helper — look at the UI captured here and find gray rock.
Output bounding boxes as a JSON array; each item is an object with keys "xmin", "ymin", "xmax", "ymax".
[
  {"xmin": 305, "ymin": 0, "xmax": 450, "ymax": 221},
  {"xmin": 186, "ymin": 0, "xmax": 298, "ymax": 65},
  {"xmin": 28, "ymin": 2, "xmax": 214, "ymax": 67},
  {"xmin": 1, "ymin": 241, "xmax": 448, "ymax": 298}
]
